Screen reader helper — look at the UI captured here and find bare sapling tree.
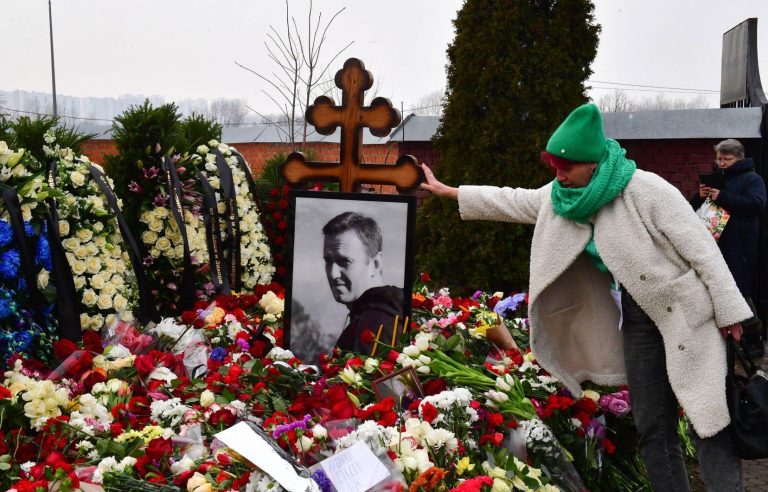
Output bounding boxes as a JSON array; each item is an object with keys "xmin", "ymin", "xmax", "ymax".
[{"xmin": 236, "ymin": 0, "xmax": 352, "ymax": 147}]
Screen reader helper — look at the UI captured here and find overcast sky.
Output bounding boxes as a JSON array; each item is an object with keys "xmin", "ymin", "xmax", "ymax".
[{"xmin": 3, "ymin": 0, "xmax": 768, "ymax": 115}]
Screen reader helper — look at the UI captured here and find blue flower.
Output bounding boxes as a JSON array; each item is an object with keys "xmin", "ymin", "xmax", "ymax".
[
  {"xmin": 0, "ymin": 249, "xmax": 21, "ymax": 280},
  {"xmin": 36, "ymin": 226, "xmax": 53, "ymax": 271},
  {"xmin": 0, "ymin": 220, "xmax": 12, "ymax": 247},
  {"xmin": 493, "ymin": 292, "xmax": 527, "ymax": 316},
  {"xmin": 0, "ymin": 298, "xmax": 11, "ymax": 320},
  {"xmin": 13, "ymin": 330, "xmax": 33, "ymax": 351},
  {"xmin": 210, "ymin": 347, "xmax": 227, "ymax": 361},
  {"xmin": 24, "ymin": 221, "xmax": 34, "ymax": 237}
]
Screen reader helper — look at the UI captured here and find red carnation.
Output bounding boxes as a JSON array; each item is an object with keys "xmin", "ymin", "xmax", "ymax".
[
  {"xmin": 603, "ymin": 438, "xmax": 617, "ymax": 454},
  {"xmin": 420, "ymin": 272, "xmax": 431, "ymax": 282},
  {"xmin": 420, "ymin": 401, "xmax": 438, "ymax": 423},
  {"xmin": 479, "ymin": 432, "xmax": 504, "ymax": 447},
  {"xmin": 0, "ymin": 385, "xmax": 11, "ymax": 399},
  {"xmin": 181, "ymin": 310, "xmax": 198, "ymax": 324}
]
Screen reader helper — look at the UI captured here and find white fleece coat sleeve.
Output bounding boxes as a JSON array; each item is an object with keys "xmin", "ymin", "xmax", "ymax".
[
  {"xmin": 641, "ymin": 174, "xmax": 752, "ymax": 327},
  {"xmin": 457, "ymin": 184, "xmax": 550, "ymax": 224}
]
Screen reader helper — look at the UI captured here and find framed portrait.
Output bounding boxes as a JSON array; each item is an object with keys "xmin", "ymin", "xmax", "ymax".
[
  {"xmin": 372, "ymin": 366, "xmax": 424, "ymax": 410},
  {"xmin": 285, "ymin": 191, "xmax": 416, "ymax": 365}
]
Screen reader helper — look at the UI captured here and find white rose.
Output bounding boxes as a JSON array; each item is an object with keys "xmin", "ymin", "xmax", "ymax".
[
  {"xmin": 70, "ymin": 171, "xmax": 86, "ymax": 187},
  {"xmin": 93, "ymin": 221, "xmax": 104, "ymax": 232},
  {"xmin": 73, "ymin": 276, "xmax": 86, "ymax": 290},
  {"xmin": 97, "ymin": 293, "xmax": 113, "ymax": 310},
  {"xmin": 112, "ymin": 294, "xmax": 128, "ymax": 313},
  {"xmin": 311, "ymin": 424, "xmax": 327, "ymax": 440},
  {"xmin": 71, "ymin": 261, "xmax": 87, "ymax": 275},
  {"xmin": 90, "ymin": 314, "xmax": 105, "ymax": 330},
  {"xmin": 58, "ymin": 220, "xmax": 70, "ymax": 236},
  {"xmin": 142, "ymin": 230, "xmax": 158, "ymax": 244},
  {"xmin": 37, "ymin": 270, "xmax": 49, "ymax": 290},
  {"xmin": 197, "ymin": 144, "xmax": 210, "ymax": 155},
  {"xmin": 74, "ymin": 246, "xmax": 88, "ymax": 259},
  {"xmin": 149, "ymin": 219, "xmax": 164, "ymax": 232},
  {"xmin": 200, "ymin": 390, "xmax": 215, "ymax": 408},
  {"xmin": 75, "ymin": 228, "xmax": 93, "ymax": 241},
  {"xmin": 82, "ymin": 289, "xmax": 98, "ymax": 307},
  {"xmin": 155, "ymin": 237, "xmax": 171, "ymax": 251},
  {"xmin": 86, "ymin": 258, "xmax": 102, "ymax": 274},
  {"xmin": 94, "ymin": 236, "xmax": 107, "ymax": 248}
]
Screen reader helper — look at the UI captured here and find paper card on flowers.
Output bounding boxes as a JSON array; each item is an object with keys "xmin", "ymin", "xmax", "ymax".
[
  {"xmin": 319, "ymin": 441, "xmax": 390, "ymax": 492},
  {"xmin": 215, "ymin": 421, "xmax": 318, "ymax": 492}
]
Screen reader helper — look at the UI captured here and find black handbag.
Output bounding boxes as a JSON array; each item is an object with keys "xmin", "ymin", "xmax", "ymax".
[{"xmin": 726, "ymin": 337, "xmax": 768, "ymax": 459}]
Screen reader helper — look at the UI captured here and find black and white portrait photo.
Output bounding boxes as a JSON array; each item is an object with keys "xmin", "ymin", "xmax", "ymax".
[{"xmin": 285, "ymin": 191, "xmax": 416, "ymax": 365}]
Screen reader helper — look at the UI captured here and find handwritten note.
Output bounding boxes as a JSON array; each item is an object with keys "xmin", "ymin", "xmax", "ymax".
[
  {"xmin": 320, "ymin": 441, "xmax": 390, "ymax": 492},
  {"xmin": 215, "ymin": 421, "xmax": 317, "ymax": 492}
]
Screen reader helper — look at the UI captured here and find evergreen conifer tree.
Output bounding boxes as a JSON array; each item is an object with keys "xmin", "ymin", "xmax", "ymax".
[{"xmin": 416, "ymin": 0, "xmax": 600, "ymax": 293}]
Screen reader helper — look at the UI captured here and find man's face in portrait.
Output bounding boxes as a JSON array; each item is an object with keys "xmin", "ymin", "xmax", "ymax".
[{"xmin": 323, "ymin": 229, "xmax": 382, "ymax": 305}]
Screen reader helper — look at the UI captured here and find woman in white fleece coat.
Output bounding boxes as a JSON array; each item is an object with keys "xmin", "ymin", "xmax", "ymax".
[{"xmin": 421, "ymin": 103, "xmax": 751, "ymax": 492}]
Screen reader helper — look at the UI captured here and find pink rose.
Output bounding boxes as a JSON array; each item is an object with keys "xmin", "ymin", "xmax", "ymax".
[{"xmin": 608, "ymin": 398, "xmax": 630, "ymax": 416}]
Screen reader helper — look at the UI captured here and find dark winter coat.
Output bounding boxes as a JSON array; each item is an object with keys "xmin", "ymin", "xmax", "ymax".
[
  {"xmin": 690, "ymin": 158, "xmax": 766, "ymax": 296},
  {"xmin": 335, "ymin": 285, "xmax": 405, "ymax": 356}
]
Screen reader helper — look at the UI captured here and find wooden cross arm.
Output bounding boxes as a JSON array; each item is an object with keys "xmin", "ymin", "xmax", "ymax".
[
  {"xmin": 363, "ymin": 97, "xmax": 401, "ymax": 137},
  {"xmin": 357, "ymin": 155, "xmax": 425, "ymax": 193},
  {"xmin": 305, "ymin": 96, "xmax": 342, "ymax": 136},
  {"xmin": 281, "ymin": 152, "xmax": 341, "ymax": 184}
]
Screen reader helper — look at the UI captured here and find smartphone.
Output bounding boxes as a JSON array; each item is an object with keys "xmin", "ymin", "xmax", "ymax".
[{"xmin": 698, "ymin": 172, "xmax": 726, "ymax": 189}]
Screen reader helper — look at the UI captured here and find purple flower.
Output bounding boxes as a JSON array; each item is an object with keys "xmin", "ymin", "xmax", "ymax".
[
  {"xmin": 311, "ymin": 470, "xmax": 332, "ymax": 492},
  {"xmin": 472, "ymin": 290, "xmax": 483, "ymax": 300},
  {"xmin": 586, "ymin": 418, "xmax": 606, "ymax": 439},
  {"xmin": 236, "ymin": 338, "xmax": 249, "ymax": 350},
  {"xmin": 493, "ymin": 293, "xmax": 527, "ymax": 316},
  {"xmin": 153, "ymin": 194, "xmax": 168, "ymax": 207},
  {"xmin": 142, "ymin": 166, "xmax": 160, "ymax": 179},
  {"xmin": 128, "ymin": 180, "xmax": 143, "ymax": 194}
]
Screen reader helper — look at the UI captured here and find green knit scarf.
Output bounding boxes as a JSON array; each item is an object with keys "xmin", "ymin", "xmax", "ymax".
[{"xmin": 550, "ymin": 139, "xmax": 637, "ymax": 223}]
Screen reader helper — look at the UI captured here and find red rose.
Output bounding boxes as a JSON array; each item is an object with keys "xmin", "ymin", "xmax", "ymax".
[
  {"xmin": 603, "ymin": 438, "xmax": 617, "ymax": 454},
  {"xmin": 181, "ymin": 310, "xmax": 198, "ymax": 324},
  {"xmin": 420, "ymin": 401, "xmax": 438, "ymax": 423},
  {"xmin": 479, "ymin": 432, "xmax": 504, "ymax": 447},
  {"xmin": 173, "ymin": 470, "xmax": 195, "ymax": 487},
  {"xmin": 0, "ymin": 385, "xmax": 11, "ymax": 399},
  {"xmin": 145, "ymin": 437, "xmax": 172, "ymax": 460},
  {"xmin": 82, "ymin": 330, "xmax": 104, "ymax": 354},
  {"xmin": 422, "ymin": 378, "xmax": 447, "ymax": 396},
  {"xmin": 52, "ymin": 339, "xmax": 78, "ymax": 360},
  {"xmin": 82, "ymin": 370, "xmax": 106, "ymax": 392},
  {"xmin": 360, "ymin": 330, "xmax": 376, "ymax": 345},
  {"xmin": 209, "ymin": 409, "xmax": 236, "ymax": 427},
  {"xmin": 420, "ymin": 272, "xmax": 431, "ymax": 282},
  {"xmin": 277, "ymin": 220, "xmax": 288, "ymax": 231},
  {"xmin": 486, "ymin": 412, "xmax": 504, "ymax": 428},
  {"xmin": 134, "ymin": 354, "xmax": 155, "ymax": 376}
]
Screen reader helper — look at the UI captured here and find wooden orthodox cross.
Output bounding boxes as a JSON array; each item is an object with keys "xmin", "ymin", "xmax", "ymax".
[{"xmin": 281, "ymin": 58, "xmax": 423, "ymax": 193}]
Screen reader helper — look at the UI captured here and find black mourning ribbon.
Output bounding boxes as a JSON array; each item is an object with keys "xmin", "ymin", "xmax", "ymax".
[
  {"xmin": 198, "ymin": 172, "xmax": 230, "ymax": 295},
  {"xmin": 88, "ymin": 165, "xmax": 159, "ymax": 323},
  {"xmin": 162, "ymin": 156, "xmax": 195, "ymax": 312},
  {"xmin": 211, "ymin": 149, "xmax": 242, "ymax": 291}
]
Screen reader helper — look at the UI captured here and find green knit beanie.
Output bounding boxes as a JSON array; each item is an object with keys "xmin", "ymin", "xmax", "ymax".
[{"xmin": 546, "ymin": 103, "xmax": 607, "ymax": 163}]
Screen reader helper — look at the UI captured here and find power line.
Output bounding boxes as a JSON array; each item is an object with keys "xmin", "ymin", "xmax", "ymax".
[
  {"xmin": 589, "ymin": 85, "xmax": 716, "ymax": 95},
  {"xmin": 587, "ymin": 79, "xmax": 719, "ymax": 93}
]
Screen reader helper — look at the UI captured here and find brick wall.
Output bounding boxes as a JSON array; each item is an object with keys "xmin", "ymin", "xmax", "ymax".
[
  {"xmin": 82, "ymin": 136, "xmax": 742, "ymax": 201},
  {"xmin": 81, "ymin": 140, "xmax": 118, "ymax": 164},
  {"xmin": 618, "ymin": 139, "xmax": 721, "ymax": 199}
]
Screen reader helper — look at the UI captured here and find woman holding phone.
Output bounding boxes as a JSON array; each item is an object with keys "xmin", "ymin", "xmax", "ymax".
[{"xmin": 690, "ymin": 139, "xmax": 766, "ymax": 298}]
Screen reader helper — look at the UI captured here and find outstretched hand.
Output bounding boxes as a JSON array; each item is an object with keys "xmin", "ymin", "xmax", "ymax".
[{"xmin": 420, "ymin": 163, "xmax": 459, "ymax": 199}]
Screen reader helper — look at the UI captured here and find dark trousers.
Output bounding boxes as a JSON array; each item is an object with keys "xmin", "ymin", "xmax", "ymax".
[{"xmin": 621, "ymin": 291, "xmax": 743, "ymax": 492}]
